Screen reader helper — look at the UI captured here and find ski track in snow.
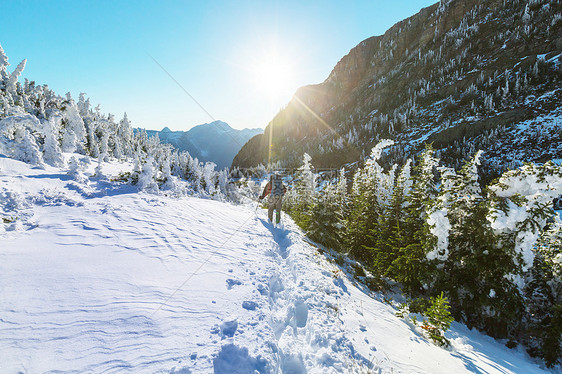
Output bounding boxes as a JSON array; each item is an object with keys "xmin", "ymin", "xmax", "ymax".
[{"xmin": 0, "ymin": 156, "xmax": 552, "ymax": 374}]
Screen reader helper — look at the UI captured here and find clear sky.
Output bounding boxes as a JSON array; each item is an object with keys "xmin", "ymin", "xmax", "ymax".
[{"xmin": 0, "ymin": 0, "xmax": 436, "ymax": 131}]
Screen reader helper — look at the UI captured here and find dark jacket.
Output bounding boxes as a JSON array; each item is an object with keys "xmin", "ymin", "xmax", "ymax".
[{"xmin": 260, "ymin": 179, "xmax": 286, "ymax": 199}]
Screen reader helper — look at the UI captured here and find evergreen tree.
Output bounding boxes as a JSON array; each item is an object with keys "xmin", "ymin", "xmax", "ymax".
[
  {"xmin": 16, "ymin": 126, "xmax": 44, "ymax": 166},
  {"xmin": 203, "ymin": 162, "xmax": 217, "ymax": 196},
  {"xmin": 0, "ymin": 43, "xmax": 10, "ymax": 88},
  {"xmin": 307, "ymin": 179, "xmax": 340, "ymax": 248},
  {"xmin": 370, "ymin": 159, "xmax": 412, "ymax": 276},
  {"xmin": 137, "ymin": 155, "xmax": 159, "ymax": 193},
  {"xmin": 524, "ymin": 218, "xmax": 562, "ymax": 367},
  {"xmin": 67, "ymin": 156, "xmax": 87, "ymax": 183},
  {"xmin": 287, "ymin": 153, "xmax": 316, "ymax": 230},
  {"xmin": 345, "ymin": 140, "xmax": 394, "ymax": 264},
  {"xmin": 389, "ymin": 145, "xmax": 437, "ymax": 294},
  {"xmin": 61, "ymin": 94, "xmax": 87, "ymax": 153},
  {"xmin": 6, "ymin": 59, "xmax": 26, "ymax": 94},
  {"xmin": 42, "ymin": 116, "xmax": 65, "ymax": 167},
  {"xmin": 430, "ymin": 152, "xmax": 523, "ymax": 337}
]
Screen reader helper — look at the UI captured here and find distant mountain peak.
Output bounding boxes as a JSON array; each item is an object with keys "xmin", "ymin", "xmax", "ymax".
[{"xmin": 144, "ymin": 121, "xmax": 263, "ymax": 169}]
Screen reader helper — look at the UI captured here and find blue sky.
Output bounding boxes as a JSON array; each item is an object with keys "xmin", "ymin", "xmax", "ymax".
[{"xmin": 1, "ymin": 0, "xmax": 436, "ymax": 131}]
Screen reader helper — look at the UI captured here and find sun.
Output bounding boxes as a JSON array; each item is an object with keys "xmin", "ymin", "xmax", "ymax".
[{"xmin": 252, "ymin": 50, "xmax": 296, "ymax": 101}]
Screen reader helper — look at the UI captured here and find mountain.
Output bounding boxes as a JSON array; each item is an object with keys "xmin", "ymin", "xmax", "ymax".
[
  {"xmin": 144, "ymin": 121, "xmax": 262, "ymax": 169},
  {"xmin": 233, "ymin": 0, "xmax": 562, "ymax": 173},
  {"xmin": 0, "ymin": 155, "xmax": 549, "ymax": 373}
]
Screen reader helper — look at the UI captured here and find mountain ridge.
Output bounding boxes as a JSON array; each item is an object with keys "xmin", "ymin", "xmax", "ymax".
[
  {"xmin": 233, "ymin": 0, "xmax": 562, "ymax": 172},
  {"xmin": 143, "ymin": 120, "xmax": 262, "ymax": 169}
]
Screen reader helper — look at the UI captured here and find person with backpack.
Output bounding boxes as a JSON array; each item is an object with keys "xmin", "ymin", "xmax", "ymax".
[{"xmin": 259, "ymin": 173, "xmax": 287, "ymax": 224}]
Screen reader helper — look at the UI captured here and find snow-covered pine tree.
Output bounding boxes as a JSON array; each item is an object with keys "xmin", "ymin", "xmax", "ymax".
[
  {"xmin": 137, "ymin": 155, "xmax": 159, "ymax": 193},
  {"xmin": 160, "ymin": 157, "xmax": 176, "ymax": 192},
  {"xmin": 67, "ymin": 156, "xmax": 87, "ymax": 184},
  {"xmin": 0, "ymin": 43, "xmax": 9, "ymax": 88},
  {"xmin": 130, "ymin": 152, "xmax": 142, "ymax": 185},
  {"xmin": 6, "ymin": 59, "xmax": 26, "ymax": 94},
  {"xmin": 429, "ymin": 151, "xmax": 523, "ymax": 338},
  {"xmin": 287, "ymin": 153, "xmax": 316, "ymax": 230},
  {"xmin": 61, "ymin": 93, "xmax": 87, "ymax": 153},
  {"xmin": 523, "ymin": 213, "xmax": 562, "ymax": 367},
  {"xmin": 307, "ymin": 178, "xmax": 341, "ymax": 249},
  {"xmin": 388, "ymin": 145, "xmax": 438, "ymax": 294},
  {"xmin": 187, "ymin": 157, "xmax": 202, "ymax": 192},
  {"xmin": 488, "ymin": 162, "xmax": 562, "ymax": 275},
  {"xmin": 203, "ymin": 162, "xmax": 217, "ymax": 196},
  {"xmin": 116, "ymin": 113, "xmax": 133, "ymax": 158},
  {"xmin": 371, "ymin": 159, "xmax": 413, "ymax": 276},
  {"xmin": 345, "ymin": 140, "xmax": 394, "ymax": 264},
  {"xmin": 0, "ymin": 115, "xmax": 44, "ymax": 166},
  {"xmin": 217, "ymin": 169, "xmax": 230, "ymax": 199},
  {"xmin": 42, "ymin": 116, "xmax": 65, "ymax": 167},
  {"xmin": 16, "ymin": 126, "xmax": 44, "ymax": 166}
]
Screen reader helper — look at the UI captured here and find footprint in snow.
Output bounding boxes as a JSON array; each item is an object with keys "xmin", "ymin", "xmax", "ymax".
[
  {"xmin": 213, "ymin": 344, "xmax": 269, "ymax": 374},
  {"xmin": 294, "ymin": 300, "xmax": 308, "ymax": 328},
  {"xmin": 220, "ymin": 319, "xmax": 238, "ymax": 338},
  {"xmin": 226, "ymin": 279, "xmax": 242, "ymax": 290},
  {"xmin": 242, "ymin": 301, "xmax": 258, "ymax": 311}
]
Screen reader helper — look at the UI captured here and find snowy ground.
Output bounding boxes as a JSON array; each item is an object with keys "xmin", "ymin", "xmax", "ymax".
[{"xmin": 0, "ymin": 155, "xmax": 554, "ymax": 373}]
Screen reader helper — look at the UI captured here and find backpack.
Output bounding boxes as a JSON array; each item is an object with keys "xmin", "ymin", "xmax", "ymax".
[{"xmin": 271, "ymin": 175, "xmax": 284, "ymax": 197}]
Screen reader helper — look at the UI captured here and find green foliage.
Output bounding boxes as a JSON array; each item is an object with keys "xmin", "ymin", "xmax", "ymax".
[
  {"xmin": 422, "ymin": 292, "xmax": 454, "ymax": 347},
  {"xmin": 352, "ymin": 262, "xmax": 366, "ymax": 277},
  {"xmin": 387, "ymin": 146, "xmax": 437, "ymax": 294},
  {"xmin": 334, "ymin": 255, "xmax": 345, "ymax": 267},
  {"xmin": 364, "ymin": 275, "xmax": 388, "ymax": 292},
  {"xmin": 524, "ymin": 222, "xmax": 562, "ymax": 367},
  {"xmin": 396, "ymin": 293, "xmax": 454, "ymax": 347},
  {"xmin": 429, "ymin": 152, "xmax": 524, "ymax": 338},
  {"xmin": 286, "ymin": 142, "xmax": 562, "ymax": 365},
  {"xmin": 111, "ymin": 171, "xmax": 132, "ymax": 183}
]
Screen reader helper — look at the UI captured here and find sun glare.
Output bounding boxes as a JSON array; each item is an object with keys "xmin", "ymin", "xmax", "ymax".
[{"xmin": 252, "ymin": 51, "xmax": 296, "ymax": 101}]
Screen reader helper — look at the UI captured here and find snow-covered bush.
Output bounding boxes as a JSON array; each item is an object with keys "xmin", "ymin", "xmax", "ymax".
[
  {"xmin": 67, "ymin": 156, "xmax": 87, "ymax": 183},
  {"xmin": 0, "ymin": 115, "xmax": 43, "ymax": 165},
  {"xmin": 42, "ymin": 116, "xmax": 65, "ymax": 167},
  {"xmin": 137, "ymin": 156, "xmax": 159, "ymax": 193}
]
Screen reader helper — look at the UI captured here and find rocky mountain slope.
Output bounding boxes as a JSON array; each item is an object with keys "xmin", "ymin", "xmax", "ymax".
[
  {"xmin": 145, "ymin": 121, "xmax": 262, "ymax": 169},
  {"xmin": 233, "ymin": 0, "xmax": 562, "ymax": 173}
]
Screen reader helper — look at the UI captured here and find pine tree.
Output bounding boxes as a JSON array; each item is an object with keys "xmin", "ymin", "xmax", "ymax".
[
  {"xmin": 203, "ymin": 162, "xmax": 217, "ymax": 196},
  {"xmin": 389, "ymin": 145, "xmax": 438, "ymax": 294},
  {"xmin": 6, "ymin": 59, "xmax": 26, "ymax": 94},
  {"xmin": 137, "ymin": 156, "xmax": 159, "ymax": 193},
  {"xmin": 488, "ymin": 162, "xmax": 562, "ymax": 273},
  {"xmin": 524, "ymin": 219, "xmax": 562, "ymax": 367},
  {"xmin": 15, "ymin": 126, "xmax": 44, "ymax": 166},
  {"xmin": 371, "ymin": 159, "xmax": 412, "ymax": 276},
  {"xmin": 42, "ymin": 116, "xmax": 65, "ymax": 167},
  {"xmin": 307, "ymin": 179, "xmax": 341, "ymax": 248},
  {"xmin": 421, "ymin": 292, "xmax": 454, "ymax": 347},
  {"xmin": 62, "ymin": 94, "xmax": 87, "ymax": 153},
  {"xmin": 345, "ymin": 140, "xmax": 394, "ymax": 264},
  {"xmin": 67, "ymin": 156, "xmax": 87, "ymax": 183},
  {"xmin": 431, "ymin": 152, "xmax": 523, "ymax": 337},
  {"xmin": 0, "ymin": 43, "xmax": 10, "ymax": 87},
  {"xmin": 288, "ymin": 153, "xmax": 316, "ymax": 230}
]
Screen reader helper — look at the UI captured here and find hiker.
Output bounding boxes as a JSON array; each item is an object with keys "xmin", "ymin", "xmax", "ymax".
[{"xmin": 259, "ymin": 173, "xmax": 287, "ymax": 224}]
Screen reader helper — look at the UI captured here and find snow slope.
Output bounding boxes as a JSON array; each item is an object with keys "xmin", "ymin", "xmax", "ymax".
[{"xmin": 0, "ymin": 156, "xmax": 552, "ymax": 373}]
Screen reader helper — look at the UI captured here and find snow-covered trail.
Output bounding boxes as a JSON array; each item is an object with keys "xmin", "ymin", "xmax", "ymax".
[{"xmin": 0, "ymin": 157, "xmax": 551, "ymax": 373}]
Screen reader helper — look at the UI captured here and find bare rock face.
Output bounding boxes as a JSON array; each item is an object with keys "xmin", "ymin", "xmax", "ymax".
[{"xmin": 233, "ymin": 0, "xmax": 562, "ymax": 172}]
